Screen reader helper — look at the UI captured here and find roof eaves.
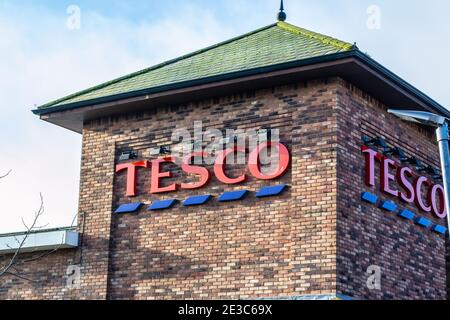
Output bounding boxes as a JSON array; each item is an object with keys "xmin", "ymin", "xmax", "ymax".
[
  {"xmin": 32, "ymin": 49, "xmax": 450, "ymax": 120},
  {"xmin": 352, "ymin": 50, "xmax": 450, "ymax": 118}
]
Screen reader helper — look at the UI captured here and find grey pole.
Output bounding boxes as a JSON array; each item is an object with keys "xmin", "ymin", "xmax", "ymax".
[{"xmin": 436, "ymin": 122, "xmax": 450, "ymax": 234}]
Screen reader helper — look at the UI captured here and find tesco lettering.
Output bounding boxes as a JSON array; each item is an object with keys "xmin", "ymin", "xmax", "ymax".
[
  {"xmin": 116, "ymin": 142, "xmax": 290, "ymax": 197},
  {"xmin": 362, "ymin": 146, "xmax": 446, "ymax": 219}
]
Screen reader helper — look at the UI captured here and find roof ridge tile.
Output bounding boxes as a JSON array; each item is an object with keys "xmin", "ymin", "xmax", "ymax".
[{"xmin": 276, "ymin": 21, "xmax": 353, "ymax": 52}]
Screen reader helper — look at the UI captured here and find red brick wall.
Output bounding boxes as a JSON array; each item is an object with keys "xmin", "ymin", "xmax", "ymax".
[
  {"xmin": 447, "ymin": 240, "xmax": 450, "ymax": 297},
  {"xmin": 76, "ymin": 125, "xmax": 116, "ymax": 299},
  {"xmin": 335, "ymin": 79, "xmax": 448, "ymax": 299},
  {"xmin": 0, "ymin": 77, "xmax": 447, "ymax": 300},
  {"xmin": 104, "ymin": 80, "xmax": 338, "ymax": 299},
  {"xmin": 0, "ymin": 250, "xmax": 79, "ymax": 299}
]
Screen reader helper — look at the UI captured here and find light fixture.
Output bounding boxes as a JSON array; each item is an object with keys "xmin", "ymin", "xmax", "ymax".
[
  {"xmin": 404, "ymin": 156, "xmax": 421, "ymax": 166},
  {"xmin": 159, "ymin": 146, "xmax": 171, "ymax": 155},
  {"xmin": 417, "ymin": 163, "xmax": 431, "ymax": 174},
  {"xmin": 119, "ymin": 151, "xmax": 138, "ymax": 161},
  {"xmin": 388, "ymin": 109, "xmax": 450, "ymax": 235},
  {"xmin": 422, "ymin": 166, "xmax": 442, "ymax": 181},
  {"xmin": 383, "ymin": 146, "xmax": 408, "ymax": 162},
  {"xmin": 388, "ymin": 110, "xmax": 446, "ymax": 127},
  {"xmin": 403, "ymin": 156, "xmax": 426, "ymax": 172},
  {"xmin": 362, "ymin": 136, "xmax": 388, "ymax": 149}
]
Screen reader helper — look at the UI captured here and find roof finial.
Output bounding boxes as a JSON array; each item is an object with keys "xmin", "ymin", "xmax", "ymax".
[{"xmin": 277, "ymin": 0, "xmax": 287, "ymax": 22}]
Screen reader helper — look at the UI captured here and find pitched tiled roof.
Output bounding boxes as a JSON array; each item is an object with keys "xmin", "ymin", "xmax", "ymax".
[{"xmin": 38, "ymin": 21, "xmax": 354, "ymax": 110}]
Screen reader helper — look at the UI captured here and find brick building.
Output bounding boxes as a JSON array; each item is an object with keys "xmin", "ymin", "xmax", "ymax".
[{"xmin": 0, "ymin": 17, "xmax": 449, "ymax": 300}]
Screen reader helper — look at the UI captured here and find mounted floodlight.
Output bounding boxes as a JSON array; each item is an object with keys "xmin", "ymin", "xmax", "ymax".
[
  {"xmin": 383, "ymin": 146, "xmax": 408, "ymax": 162},
  {"xmin": 362, "ymin": 136, "xmax": 388, "ymax": 149},
  {"xmin": 159, "ymin": 146, "xmax": 172, "ymax": 155},
  {"xmin": 424, "ymin": 166, "xmax": 441, "ymax": 181},
  {"xmin": 119, "ymin": 151, "xmax": 138, "ymax": 162},
  {"xmin": 404, "ymin": 156, "xmax": 422, "ymax": 166},
  {"xmin": 389, "ymin": 109, "xmax": 450, "ymax": 236},
  {"xmin": 404, "ymin": 156, "xmax": 426, "ymax": 172}
]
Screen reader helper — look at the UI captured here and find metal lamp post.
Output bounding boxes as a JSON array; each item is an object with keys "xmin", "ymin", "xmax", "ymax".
[{"xmin": 388, "ymin": 109, "xmax": 450, "ymax": 235}]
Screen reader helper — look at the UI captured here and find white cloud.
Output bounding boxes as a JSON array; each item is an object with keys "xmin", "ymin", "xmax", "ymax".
[{"xmin": 0, "ymin": 3, "xmax": 230, "ymax": 233}]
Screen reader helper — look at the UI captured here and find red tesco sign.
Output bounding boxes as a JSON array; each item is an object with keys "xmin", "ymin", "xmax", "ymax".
[
  {"xmin": 362, "ymin": 146, "xmax": 446, "ymax": 220},
  {"xmin": 116, "ymin": 142, "xmax": 290, "ymax": 197}
]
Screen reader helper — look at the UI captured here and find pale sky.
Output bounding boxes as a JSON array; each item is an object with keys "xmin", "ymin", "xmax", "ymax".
[{"xmin": 1, "ymin": 0, "xmax": 450, "ymax": 233}]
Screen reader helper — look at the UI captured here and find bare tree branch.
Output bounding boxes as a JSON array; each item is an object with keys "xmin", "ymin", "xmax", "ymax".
[
  {"xmin": 3, "ymin": 263, "xmax": 37, "ymax": 283},
  {"xmin": 15, "ymin": 236, "xmax": 64, "ymax": 266},
  {"xmin": 0, "ymin": 194, "xmax": 44, "ymax": 278},
  {"xmin": 13, "ymin": 237, "xmax": 21, "ymax": 247},
  {"xmin": 0, "ymin": 189, "xmax": 80, "ymax": 283},
  {"xmin": 0, "ymin": 170, "xmax": 11, "ymax": 179},
  {"xmin": 20, "ymin": 218, "xmax": 29, "ymax": 231}
]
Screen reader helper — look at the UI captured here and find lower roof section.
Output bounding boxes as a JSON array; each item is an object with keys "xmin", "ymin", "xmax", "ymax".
[
  {"xmin": 0, "ymin": 227, "xmax": 79, "ymax": 255},
  {"xmin": 34, "ymin": 50, "xmax": 450, "ymax": 133}
]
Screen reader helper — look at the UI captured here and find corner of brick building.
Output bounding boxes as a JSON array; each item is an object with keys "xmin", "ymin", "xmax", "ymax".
[
  {"xmin": 75, "ymin": 123, "xmax": 116, "ymax": 300},
  {"xmin": 334, "ymin": 78, "xmax": 448, "ymax": 300}
]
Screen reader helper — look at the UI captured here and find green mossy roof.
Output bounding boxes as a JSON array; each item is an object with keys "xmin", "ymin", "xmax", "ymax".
[{"xmin": 38, "ymin": 21, "xmax": 353, "ymax": 109}]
